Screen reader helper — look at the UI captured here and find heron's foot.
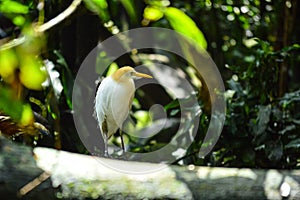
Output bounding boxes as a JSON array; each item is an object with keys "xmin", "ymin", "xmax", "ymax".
[
  {"xmin": 114, "ymin": 150, "xmax": 127, "ymax": 160},
  {"xmin": 91, "ymin": 152, "xmax": 109, "ymax": 158},
  {"xmin": 103, "ymin": 150, "xmax": 109, "ymax": 158},
  {"xmin": 116, "ymin": 154, "xmax": 128, "ymax": 160}
]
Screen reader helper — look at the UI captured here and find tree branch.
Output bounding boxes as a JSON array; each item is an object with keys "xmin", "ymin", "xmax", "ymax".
[
  {"xmin": 0, "ymin": 0, "xmax": 83, "ymax": 51},
  {"xmin": 35, "ymin": 0, "xmax": 83, "ymax": 33}
]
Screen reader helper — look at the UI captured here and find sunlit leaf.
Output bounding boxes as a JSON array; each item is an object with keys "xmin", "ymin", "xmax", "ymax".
[
  {"xmin": 20, "ymin": 104, "xmax": 34, "ymax": 126},
  {"xmin": 146, "ymin": 0, "xmax": 170, "ymax": 7},
  {"xmin": 133, "ymin": 110, "xmax": 151, "ymax": 129},
  {"xmin": 83, "ymin": 0, "xmax": 110, "ymax": 22},
  {"xmin": 143, "ymin": 6, "xmax": 164, "ymax": 21},
  {"xmin": 17, "ymin": 26, "xmax": 45, "ymax": 54},
  {"xmin": 106, "ymin": 62, "xmax": 119, "ymax": 76},
  {"xmin": 0, "ymin": 86, "xmax": 34, "ymax": 125},
  {"xmin": 19, "ymin": 56, "xmax": 47, "ymax": 90},
  {"xmin": 292, "ymin": 44, "xmax": 300, "ymax": 48},
  {"xmin": 0, "ymin": 0, "xmax": 29, "ymax": 14},
  {"xmin": 13, "ymin": 15, "xmax": 26, "ymax": 26},
  {"xmin": 164, "ymin": 7, "xmax": 207, "ymax": 49},
  {"xmin": 92, "ymin": 0, "xmax": 108, "ymax": 9},
  {"xmin": 0, "ymin": 49, "xmax": 18, "ymax": 83},
  {"xmin": 243, "ymin": 38, "xmax": 258, "ymax": 48}
]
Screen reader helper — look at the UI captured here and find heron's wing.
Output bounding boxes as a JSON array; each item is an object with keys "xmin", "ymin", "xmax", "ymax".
[
  {"xmin": 94, "ymin": 76, "xmax": 105, "ymax": 97},
  {"xmin": 94, "ymin": 77, "xmax": 109, "ymax": 124},
  {"xmin": 101, "ymin": 115, "xmax": 108, "ymax": 137},
  {"xmin": 128, "ymin": 93, "xmax": 134, "ymax": 110}
]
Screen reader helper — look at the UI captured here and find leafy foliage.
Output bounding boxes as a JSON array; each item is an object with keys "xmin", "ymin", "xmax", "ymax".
[{"xmin": 209, "ymin": 39, "xmax": 300, "ymax": 168}]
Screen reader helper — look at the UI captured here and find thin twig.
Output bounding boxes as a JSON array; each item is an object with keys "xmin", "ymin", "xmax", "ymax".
[
  {"xmin": 171, "ymin": 150, "xmax": 199, "ymax": 165},
  {"xmin": 35, "ymin": 0, "xmax": 82, "ymax": 33},
  {"xmin": 0, "ymin": 36, "xmax": 26, "ymax": 51},
  {"xmin": 17, "ymin": 172, "xmax": 50, "ymax": 197},
  {"xmin": 37, "ymin": 0, "xmax": 45, "ymax": 26}
]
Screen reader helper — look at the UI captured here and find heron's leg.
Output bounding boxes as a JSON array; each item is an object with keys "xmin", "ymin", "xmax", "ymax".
[
  {"xmin": 101, "ymin": 117, "xmax": 109, "ymax": 157},
  {"xmin": 119, "ymin": 129, "xmax": 125, "ymax": 154},
  {"xmin": 103, "ymin": 133, "xmax": 109, "ymax": 157}
]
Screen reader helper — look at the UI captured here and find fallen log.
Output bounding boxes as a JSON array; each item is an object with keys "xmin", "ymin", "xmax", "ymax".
[{"xmin": 0, "ymin": 136, "xmax": 299, "ymax": 199}]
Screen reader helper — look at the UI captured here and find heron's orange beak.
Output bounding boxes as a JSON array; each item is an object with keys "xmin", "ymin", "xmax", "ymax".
[{"xmin": 133, "ymin": 72, "xmax": 153, "ymax": 79}]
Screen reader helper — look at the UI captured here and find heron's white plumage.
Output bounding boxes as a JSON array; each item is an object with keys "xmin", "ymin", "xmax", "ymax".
[
  {"xmin": 94, "ymin": 66, "xmax": 152, "ymax": 156},
  {"xmin": 95, "ymin": 75, "xmax": 134, "ymax": 138}
]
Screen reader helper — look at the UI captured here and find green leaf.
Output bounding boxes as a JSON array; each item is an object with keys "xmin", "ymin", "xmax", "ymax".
[
  {"xmin": 227, "ymin": 78, "xmax": 244, "ymax": 96},
  {"xmin": 92, "ymin": 0, "xmax": 108, "ymax": 9},
  {"xmin": 0, "ymin": 86, "xmax": 34, "ymax": 125},
  {"xmin": 83, "ymin": 0, "xmax": 110, "ymax": 22},
  {"xmin": 279, "ymin": 124, "xmax": 296, "ymax": 135},
  {"xmin": 285, "ymin": 139, "xmax": 300, "ymax": 149},
  {"xmin": 292, "ymin": 43, "xmax": 300, "ymax": 48},
  {"xmin": 120, "ymin": 0, "xmax": 138, "ymax": 24},
  {"xmin": 54, "ymin": 50, "xmax": 74, "ymax": 109},
  {"xmin": 0, "ymin": 0, "xmax": 29, "ymax": 14},
  {"xmin": 282, "ymin": 43, "xmax": 300, "ymax": 52},
  {"xmin": 164, "ymin": 7, "xmax": 207, "ymax": 50},
  {"xmin": 279, "ymin": 89, "xmax": 300, "ymax": 107},
  {"xmin": 227, "ymin": 6, "xmax": 233, "ymax": 12},
  {"xmin": 265, "ymin": 140, "xmax": 283, "ymax": 161},
  {"xmin": 253, "ymin": 105, "xmax": 271, "ymax": 135},
  {"xmin": 170, "ymin": 109, "xmax": 180, "ymax": 116},
  {"xmin": 164, "ymin": 99, "xmax": 179, "ymax": 111}
]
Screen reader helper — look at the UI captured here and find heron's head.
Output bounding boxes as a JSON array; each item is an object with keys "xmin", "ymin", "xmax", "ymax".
[{"xmin": 112, "ymin": 66, "xmax": 152, "ymax": 82}]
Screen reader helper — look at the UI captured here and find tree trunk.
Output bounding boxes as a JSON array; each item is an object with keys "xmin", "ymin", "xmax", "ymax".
[
  {"xmin": 0, "ymin": 136, "xmax": 300, "ymax": 200},
  {"xmin": 276, "ymin": 0, "xmax": 298, "ymax": 96}
]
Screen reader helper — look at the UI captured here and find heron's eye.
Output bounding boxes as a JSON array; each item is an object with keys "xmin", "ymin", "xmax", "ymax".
[{"xmin": 130, "ymin": 71, "xmax": 135, "ymax": 76}]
